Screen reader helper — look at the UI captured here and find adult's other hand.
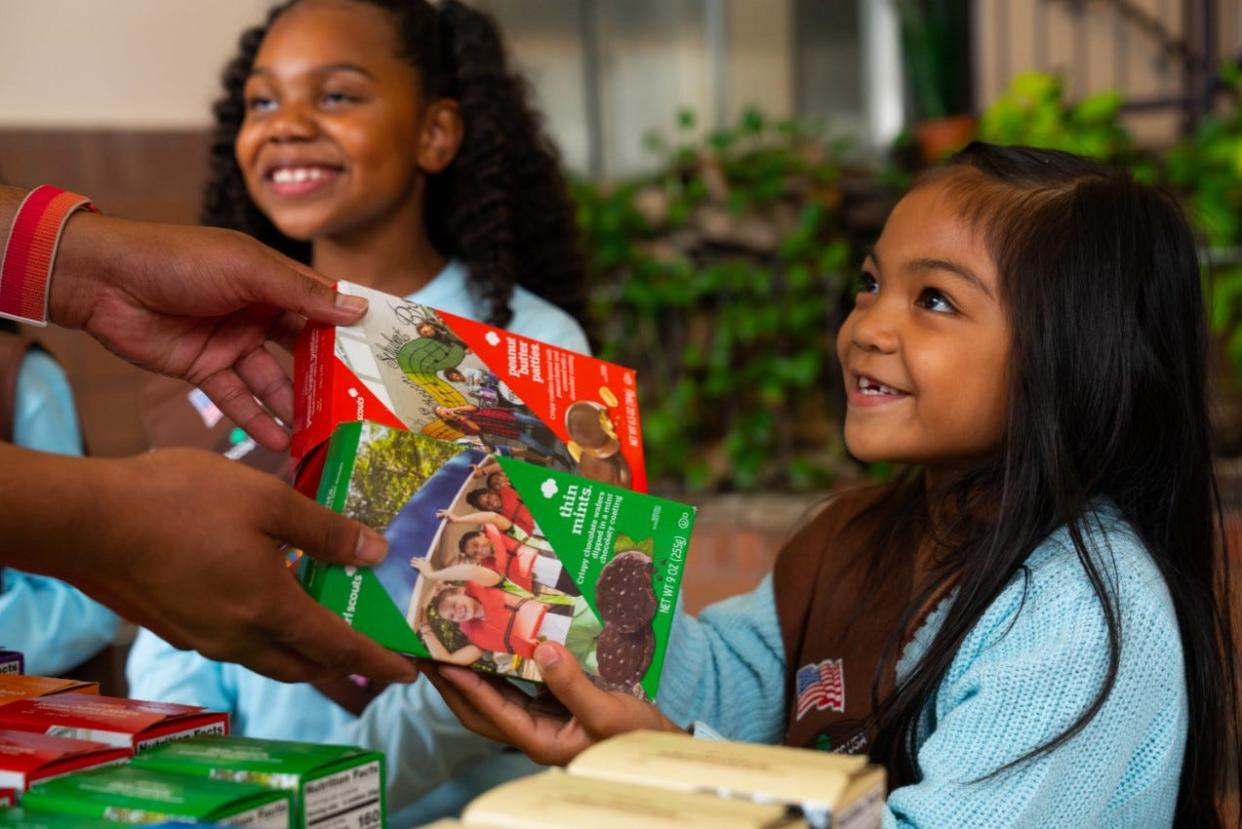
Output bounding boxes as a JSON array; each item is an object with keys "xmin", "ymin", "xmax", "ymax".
[{"xmin": 0, "ymin": 442, "xmax": 416, "ymax": 684}]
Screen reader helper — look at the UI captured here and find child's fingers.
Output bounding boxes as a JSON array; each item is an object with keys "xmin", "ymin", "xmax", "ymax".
[
  {"xmin": 530, "ymin": 643, "xmax": 614, "ymax": 722},
  {"xmin": 431, "ymin": 655, "xmax": 604, "ymax": 765},
  {"xmin": 533, "ymin": 643, "xmax": 660, "ymax": 741},
  {"xmin": 425, "ymin": 666, "xmax": 520, "ymax": 745}
]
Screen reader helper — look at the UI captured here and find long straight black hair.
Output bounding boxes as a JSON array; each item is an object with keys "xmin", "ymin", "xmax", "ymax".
[{"xmin": 859, "ymin": 143, "xmax": 1238, "ymax": 826}]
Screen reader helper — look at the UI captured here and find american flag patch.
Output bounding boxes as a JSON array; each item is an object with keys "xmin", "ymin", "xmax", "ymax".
[{"xmin": 796, "ymin": 658, "xmax": 845, "ymax": 720}]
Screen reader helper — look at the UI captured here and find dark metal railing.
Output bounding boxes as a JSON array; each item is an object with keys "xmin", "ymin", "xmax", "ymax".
[{"xmin": 993, "ymin": 0, "xmax": 1227, "ymax": 135}]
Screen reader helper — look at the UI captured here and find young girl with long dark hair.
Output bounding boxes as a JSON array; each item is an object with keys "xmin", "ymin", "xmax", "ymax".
[
  {"xmin": 127, "ymin": 0, "xmax": 589, "ymax": 818},
  {"xmin": 419, "ymin": 143, "xmax": 1241, "ymax": 827}
]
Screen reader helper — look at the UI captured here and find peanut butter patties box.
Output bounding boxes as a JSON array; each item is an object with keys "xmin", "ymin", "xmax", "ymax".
[
  {"xmin": 0, "ymin": 695, "xmax": 227, "ymax": 753},
  {"xmin": 567, "ymin": 731, "xmax": 885, "ymax": 829},
  {"xmin": 0, "ymin": 730, "xmax": 129, "ymax": 793},
  {"xmin": 292, "ymin": 281, "xmax": 645, "ymax": 492},
  {"xmin": 304, "ymin": 420, "xmax": 693, "ymax": 695},
  {"xmin": 131, "ymin": 735, "xmax": 383, "ymax": 829},
  {"xmin": 18, "ymin": 766, "xmax": 290, "ymax": 827}
]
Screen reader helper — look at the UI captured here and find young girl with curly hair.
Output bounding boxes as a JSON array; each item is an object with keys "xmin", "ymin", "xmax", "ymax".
[
  {"xmin": 200, "ymin": 0, "xmax": 588, "ymax": 332},
  {"xmin": 128, "ymin": 0, "xmax": 589, "ymax": 819}
]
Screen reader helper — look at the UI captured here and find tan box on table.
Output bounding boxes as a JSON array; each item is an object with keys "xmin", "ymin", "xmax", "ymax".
[
  {"xmin": 566, "ymin": 730, "xmax": 885, "ymax": 829},
  {"xmin": 462, "ymin": 768, "xmax": 804, "ymax": 828}
]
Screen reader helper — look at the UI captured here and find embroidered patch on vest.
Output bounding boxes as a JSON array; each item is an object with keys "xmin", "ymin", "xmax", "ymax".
[{"xmin": 795, "ymin": 657, "xmax": 845, "ymax": 720}]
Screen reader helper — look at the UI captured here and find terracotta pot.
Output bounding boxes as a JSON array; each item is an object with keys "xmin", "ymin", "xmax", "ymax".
[{"xmin": 915, "ymin": 114, "xmax": 978, "ymax": 163}]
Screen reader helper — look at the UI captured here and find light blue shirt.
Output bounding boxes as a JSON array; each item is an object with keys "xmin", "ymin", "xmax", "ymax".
[
  {"xmin": 126, "ymin": 260, "xmax": 588, "ymax": 823},
  {"xmin": 3, "ymin": 350, "xmax": 119, "ymax": 675},
  {"xmin": 662, "ymin": 507, "xmax": 1185, "ymax": 828}
]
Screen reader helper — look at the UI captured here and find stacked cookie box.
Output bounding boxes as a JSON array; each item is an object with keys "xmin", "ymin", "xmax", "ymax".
[{"xmin": 0, "ymin": 670, "xmax": 384, "ymax": 827}]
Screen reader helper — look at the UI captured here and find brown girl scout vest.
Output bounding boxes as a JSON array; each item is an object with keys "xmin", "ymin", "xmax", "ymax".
[{"xmin": 775, "ymin": 486, "xmax": 941, "ymax": 756}]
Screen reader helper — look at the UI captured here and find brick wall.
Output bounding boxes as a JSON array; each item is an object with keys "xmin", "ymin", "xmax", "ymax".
[{"xmin": 678, "ymin": 492, "xmax": 826, "ymax": 614}]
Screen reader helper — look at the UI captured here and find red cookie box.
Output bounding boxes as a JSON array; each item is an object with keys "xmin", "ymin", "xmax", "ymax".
[
  {"xmin": 0, "ymin": 729, "xmax": 129, "ymax": 793},
  {"xmin": 291, "ymin": 281, "xmax": 645, "ymax": 493},
  {"xmin": 0, "ymin": 694, "xmax": 228, "ymax": 753}
]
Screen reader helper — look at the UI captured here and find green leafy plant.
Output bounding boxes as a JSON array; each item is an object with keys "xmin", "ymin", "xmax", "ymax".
[
  {"xmin": 896, "ymin": 0, "xmax": 973, "ymax": 120},
  {"xmin": 1165, "ymin": 64, "xmax": 1242, "ymax": 379},
  {"xmin": 978, "ymin": 71, "xmax": 1136, "ymax": 163},
  {"xmin": 577, "ymin": 109, "xmax": 860, "ymax": 493}
]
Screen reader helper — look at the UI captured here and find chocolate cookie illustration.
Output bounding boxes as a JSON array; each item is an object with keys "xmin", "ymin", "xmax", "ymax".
[
  {"xmin": 575, "ymin": 451, "xmax": 632, "ymax": 488},
  {"xmin": 565, "ymin": 400, "xmax": 621, "ymax": 457},
  {"xmin": 596, "ymin": 624, "xmax": 654, "ymax": 688},
  {"xmin": 595, "ymin": 550, "xmax": 656, "ymax": 632}
]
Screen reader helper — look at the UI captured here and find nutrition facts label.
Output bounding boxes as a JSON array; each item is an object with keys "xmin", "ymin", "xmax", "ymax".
[
  {"xmin": 222, "ymin": 800, "xmax": 291, "ymax": 829},
  {"xmin": 306, "ymin": 760, "xmax": 383, "ymax": 829}
]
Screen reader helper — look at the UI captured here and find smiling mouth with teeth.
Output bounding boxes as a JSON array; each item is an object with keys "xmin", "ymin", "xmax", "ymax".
[
  {"xmin": 270, "ymin": 167, "xmax": 333, "ymax": 184},
  {"xmin": 857, "ymin": 376, "xmax": 906, "ymax": 396}
]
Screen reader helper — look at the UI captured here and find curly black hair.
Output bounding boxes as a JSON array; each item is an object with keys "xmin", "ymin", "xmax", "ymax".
[{"xmin": 201, "ymin": 0, "xmax": 588, "ymax": 329}]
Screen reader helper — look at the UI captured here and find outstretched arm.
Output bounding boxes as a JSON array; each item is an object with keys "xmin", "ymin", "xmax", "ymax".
[
  {"xmin": 472, "ymin": 458, "xmax": 503, "ymax": 479},
  {"xmin": 454, "ymin": 511, "xmax": 512, "ymax": 531},
  {"xmin": 411, "ymin": 559, "xmax": 501, "ymax": 587},
  {"xmin": 419, "ymin": 628, "xmax": 484, "ymax": 666}
]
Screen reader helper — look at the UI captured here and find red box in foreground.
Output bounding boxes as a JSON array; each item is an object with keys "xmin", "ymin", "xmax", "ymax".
[
  {"xmin": 0, "ymin": 694, "xmax": 228, "ymax": 753},
  {"xmin": 0, "ymin": 729, "xmax": 129, "ymax": 792}
]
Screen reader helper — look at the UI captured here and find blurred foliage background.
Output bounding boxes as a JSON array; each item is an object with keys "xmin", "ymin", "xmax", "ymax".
[{"xmin": 576, "ymin": 68, "xmax": 1242, "ymax": 494}]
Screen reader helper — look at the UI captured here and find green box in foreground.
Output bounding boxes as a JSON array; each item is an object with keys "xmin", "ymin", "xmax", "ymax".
[
  {"xmin": 0, "ymin": 810, "xmax": 118, "ymax": 828},
  {"xmin": 19, "ymin": 765, "xmax": 291, "ymax": 827},
  {"xmin": 131, "ymin": 735, "xmax": 384, "ymax": 829}
]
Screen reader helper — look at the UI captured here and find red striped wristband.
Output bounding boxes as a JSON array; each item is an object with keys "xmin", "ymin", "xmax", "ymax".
[{"xmin": 0, "ymin": 185, "xmax": 99, "ymax": 327}]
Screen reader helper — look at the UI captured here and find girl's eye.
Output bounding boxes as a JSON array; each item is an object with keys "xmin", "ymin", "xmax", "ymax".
[
  {"xmin": 321, "ymin": 91, "xmax": 360, "ymax": 107},
  {"xmin": 917, "ymin": 287, "xmax": 956, "ymax": 313},
  {"xmin": 246, "ymin": 96, "xmax": 278, "ymax": 113},
  {"xmin": 856, "ymin": 272, "xmax": 879, "ymax": 296}
]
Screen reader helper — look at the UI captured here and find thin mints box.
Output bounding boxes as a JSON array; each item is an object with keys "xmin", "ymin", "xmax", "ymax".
[
  {"xmin": 131, "ymin": 735, "xmax": 383, "ymax": 829},
  {"xmin": 19, "ymin": 765, "xmax": 291, "ymax": 827},
  {"xmin": 0, "ymin": 810, "xmax": 119, "ymax": 827},
  {"xmin": 303, "ymin": 420, "xmax": 694, "ymax": 697}
]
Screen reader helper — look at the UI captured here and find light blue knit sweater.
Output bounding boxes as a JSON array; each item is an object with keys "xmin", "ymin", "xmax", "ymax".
[{"xmin": 657, "ymin": 507, "xmax": 1188, "ymax": 827}]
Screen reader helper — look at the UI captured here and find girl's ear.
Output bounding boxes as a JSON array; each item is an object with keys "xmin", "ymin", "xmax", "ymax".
[{"xmin": 418, "ymin": 99, "xmax": 463, "ymax": 174}]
